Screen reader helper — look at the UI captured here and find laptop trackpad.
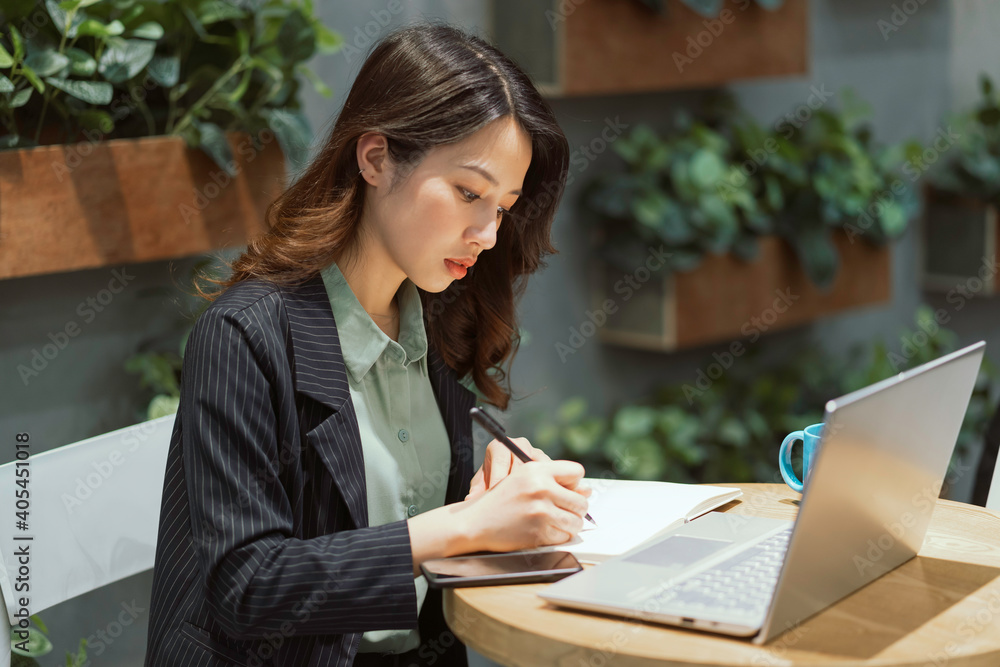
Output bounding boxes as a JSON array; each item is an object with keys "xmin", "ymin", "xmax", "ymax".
[{"xmin": 624, "ymin": 535, "xmax": 732, "ymax": 567}]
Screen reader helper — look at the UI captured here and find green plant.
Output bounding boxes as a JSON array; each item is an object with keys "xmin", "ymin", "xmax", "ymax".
[
  {"xmin": 125, "ymin": 258, "xmax": 220, "ymax": 420},
  {"xmin": 732, "ymin": 89, "xmax": 920, "ymax": 287},
  {"xmin": 583, "ymin": 111, "xmax": 771, "ymax": 276},
  {"xmin": 10, "ymin": 613, "xmax": 88, "ymax": 667},
  {"xmin": 532, "ymin": 306, "xmax": 1000, "ymax": 487},
  {"xmin": 0, "ymin": 0, "xmax": 342, "ymax": 173},
  {"xmin": 930, "ymin": 73, "xmax": 1000, "ymax": 206},
  {"xmin": 582, "ymin": 90, "xmax": 920, "ymax": 290}
]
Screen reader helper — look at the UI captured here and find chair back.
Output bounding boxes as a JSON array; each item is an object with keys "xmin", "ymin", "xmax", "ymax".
[{"xmin": 0, "ymin": 415, "xmax": 175, "ymax": 664}]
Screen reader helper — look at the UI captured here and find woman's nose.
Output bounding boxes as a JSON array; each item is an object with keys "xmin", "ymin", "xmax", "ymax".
[{"xmin": 469, "ymin": 216, "xmax": 498, "ymax": 251}]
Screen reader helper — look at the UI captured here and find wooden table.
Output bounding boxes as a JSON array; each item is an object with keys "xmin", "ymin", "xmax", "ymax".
[{"xmin": 444, "ymin": 484, "xmax": 1000, "ymax": 666}]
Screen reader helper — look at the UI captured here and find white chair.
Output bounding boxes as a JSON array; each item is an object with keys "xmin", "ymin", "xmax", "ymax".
[
  {"xmin": 0, "ymin": 414, "xmax": 175, "ymax": 665},
  {"xmin": 987, "ymin": 454, "xmax": 1000, "ymax": 512}
]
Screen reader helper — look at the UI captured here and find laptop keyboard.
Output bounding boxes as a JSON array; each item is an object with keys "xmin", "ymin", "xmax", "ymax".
[{"xmin": 645, "ymin": 527, "xmax": 793, "ymax": 619}]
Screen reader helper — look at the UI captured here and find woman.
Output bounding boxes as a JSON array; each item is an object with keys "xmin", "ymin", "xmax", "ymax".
[{"xmin": 145, "ymin": 21, "xmax": 591, "ymax": 667}]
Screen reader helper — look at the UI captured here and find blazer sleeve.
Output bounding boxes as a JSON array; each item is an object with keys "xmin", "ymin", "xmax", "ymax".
[{"xmin": 179, "ymin": 302, "xmax": 419, "ymax": 641}]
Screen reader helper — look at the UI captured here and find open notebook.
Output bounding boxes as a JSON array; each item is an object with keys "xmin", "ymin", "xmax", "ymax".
[{"xmin": 520, "ymin": 478, "xmax": 743, "ymax": 564}]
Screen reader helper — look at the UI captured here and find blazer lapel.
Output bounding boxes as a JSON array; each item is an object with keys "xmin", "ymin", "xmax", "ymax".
[
  {"xmin": 283, "ymin": 275, "xmax": 369, "ymax": 528},
  {"xmin": 284, "ymin": 275, "xmax": 479, "ymax": 530}
]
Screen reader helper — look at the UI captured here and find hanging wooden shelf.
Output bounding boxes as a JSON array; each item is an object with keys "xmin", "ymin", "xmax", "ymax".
[
  {"xmin": 0, "ymin": 132, "xmax": 285, "ymax": 280},
  {"xmin": 592, "ymin": 232, "xmax": 892, "ymax": 352},
  {"xmin": 491, "ymin": 0, "xmax": 808, "ymax": 97}
]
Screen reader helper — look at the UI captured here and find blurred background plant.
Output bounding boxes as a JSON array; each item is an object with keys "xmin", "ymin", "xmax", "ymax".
[
  {"xmin": 929, "ymin": 73, "xmax": 1000, "ymax": 205},
  {"xmin": 532, "ymin": 305, "xmax": 1000, "ymax": 487},
  {"xmin": 582, "ymin": 89, "xmax": 921, "ymax": 290},
  {"xmin": 9, "ymin": 613, "xmax": 87, "ymax": 667},
  {"xmin": 0, "ymin": 0, "xmax": 342, "ymax": 173},
  {"xmin": 125, "ymin": 258, "xmax": 220, "ymax": 421}
]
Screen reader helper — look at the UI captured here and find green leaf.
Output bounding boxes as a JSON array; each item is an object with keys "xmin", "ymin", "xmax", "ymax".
[
  {"xmin": 315, "ymin": 22, "xmax": 343, "ymax": 54},
  {"xmin": 148, "ymin": 395, "xmax": 179, "ymax": 420},
  {"xmin": 46, "ymin": 0, "xmax": 86, "ymax": 37},
  {"xmin": 9, "ymin": 87, "xmax": 32, "ymax": 107},
  {"xmin": 44, "ymin": 77, "xmax": 113, "ymax": 104},
  {"xmin": 25, "ymin": 50, "xmax": 70, "ymax": 77},
  {"xmin": 198, "ymin": 0, "xmax": 247, "ymax": 24},
  {"xmin": 9, "ymin": 25, "xmax": 24, "ymax": 60},
  {"xmin": 613, "ymin": 405, "xmax": 657, "ymax": 437},
  {"xmin": 77, "ymin": 109, "xmax": 114, "ymax": 132},
  {"xmin": 146, "ymin": 54, "xmax": 180, "ymax": 87},
  {"xmin": 0, "ymin": 39, "xmax": 13, "ymax": 68},
  {"xmin": 262, "ymin": 107, "xmax": 312, "ymax": 168},
  {"xmin": 557, "ymin": 397, "xmax": 589, "ymax": 423},
  {"xmin": 20, "ymin": 64, "xmax": 45, "ymax": 94},
  {"xmin": 98, "ymin": 38, "xmax": 155, "ymax": 83},
  {"xmin": 564, "ymin": 419, "xmax": 604, "ymax": 456},
  {"xmin": 791, "ymin": 227, "xmax": 839, "ymax": 290},
  {"xmin": 65, "ymin": 47, "xmax": 97, "ymax": 76},
  {"xmin": 77, "ymin": 18, "xmax": 126, "ymax": 38},
  {"xmin": 689, "ymin": 149, "xmax": 727, "ymax": 188},
  {"xmin": 0, "ymin": 74, "xmax": 13, "ymax": 93},
  {"xmin": 10, "ymin": 626, "xmax": 52, "ymax": 657},
  {"xmin": 296, "ymin": 64, "xmax": 331, "ymax": 98},
  {"xmin": 276, "ymin": 8, "xmax": 316, "ymax": 62},
  {"xmin": 193, "ymin": 120, "xmax": 236, "ymax": 176},
  {"xmin": 130, "ymin": 21, "xmax": 164, "ymax": 40}
]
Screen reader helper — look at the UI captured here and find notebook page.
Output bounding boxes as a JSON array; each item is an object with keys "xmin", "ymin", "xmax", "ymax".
[{"xmin": 521, "ymin": 478, "xmax": 742, "ymax": 564}]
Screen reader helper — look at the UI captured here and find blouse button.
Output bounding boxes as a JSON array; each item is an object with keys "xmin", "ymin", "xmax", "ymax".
[
  {"xmin": 398, "ymin": 428, "xmax": 410, "ymax": 443},
  {"xmin": 407, "ymin": 504, "xmax": 418, "ymax": 517}
]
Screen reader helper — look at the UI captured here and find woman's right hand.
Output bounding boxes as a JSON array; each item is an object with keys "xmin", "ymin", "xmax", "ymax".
[{"xmin": 459, "ymin": 460, "xmax": 591, "ymax": 553}]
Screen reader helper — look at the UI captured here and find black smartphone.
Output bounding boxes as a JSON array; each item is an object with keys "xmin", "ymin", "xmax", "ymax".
[{"xmin": 421, "ymin": 550, "xmax": 583, "ymax": 588}]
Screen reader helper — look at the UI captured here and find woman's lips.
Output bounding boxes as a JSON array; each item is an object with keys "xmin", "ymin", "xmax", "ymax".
[{"xmin": 445, "ymin": 259, "xmax": 467, "ymax": 279}]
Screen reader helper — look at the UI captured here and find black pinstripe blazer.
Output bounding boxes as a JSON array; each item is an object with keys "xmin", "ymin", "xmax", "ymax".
[{"xmin": 144, "ymin": 275, "xmax": 476, "ymax": 667}]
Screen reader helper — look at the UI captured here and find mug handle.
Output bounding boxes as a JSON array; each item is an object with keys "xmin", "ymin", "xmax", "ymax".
[{"xmin": 779, "ymin": 431, "xmax": 805, "ymax": 493}]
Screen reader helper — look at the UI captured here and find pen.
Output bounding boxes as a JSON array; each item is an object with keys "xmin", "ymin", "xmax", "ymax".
[{"xmin": 469, "ymin": 406, "xmax": 597, "ymax": 526}]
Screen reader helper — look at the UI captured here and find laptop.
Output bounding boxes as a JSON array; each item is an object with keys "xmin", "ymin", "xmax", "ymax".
[{"xmin": 538, "ymin": 340, "xmax": 986, "ymax": 644}]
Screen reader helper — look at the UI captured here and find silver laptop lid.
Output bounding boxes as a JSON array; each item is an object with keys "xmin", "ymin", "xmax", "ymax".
[{"xmin": 756, "ymin": 341, "xmax": 986, "ymax": 644}]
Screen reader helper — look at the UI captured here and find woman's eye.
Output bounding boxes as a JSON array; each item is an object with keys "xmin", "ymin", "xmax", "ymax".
[{"xmin": 459, "ymin": 187, "xmax": 508, "ymax": 220}]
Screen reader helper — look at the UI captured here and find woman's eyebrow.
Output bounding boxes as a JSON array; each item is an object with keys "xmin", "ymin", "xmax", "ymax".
[{"xmin": 459, "ymin": 163, "xmax": 522, "ymax": 195}]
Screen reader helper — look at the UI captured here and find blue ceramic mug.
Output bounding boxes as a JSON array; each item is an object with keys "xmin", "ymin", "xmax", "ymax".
[{"xmin": 778, "ymin": 423, "xmax": 824, "ymax": 493}]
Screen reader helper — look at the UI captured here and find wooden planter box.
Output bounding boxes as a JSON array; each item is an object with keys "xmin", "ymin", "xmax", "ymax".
[
  {"xmin": 921, "ymin": 185, "xmax": 1000, "ymax": 295},
  {"xmin": 491, "ymin": 0, "xmax": 808, "ymax": 97},
  {"xmin": 592, "ymin": 232, "xmax": 891, "ymax": 352},
  {"xmin": 0, "ymin": 132, "xmax": 285, "ymax": 280}
]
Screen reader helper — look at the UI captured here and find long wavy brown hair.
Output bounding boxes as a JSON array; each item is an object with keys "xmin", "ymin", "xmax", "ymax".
[{"xmin": 197, "ymin": 21, "xmax": 569, "ymax": 410}]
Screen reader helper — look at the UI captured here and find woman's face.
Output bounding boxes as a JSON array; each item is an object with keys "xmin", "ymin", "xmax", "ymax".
[{"xmin": 362, "ymin": 116, "xmax": 533, "ymax": 293}]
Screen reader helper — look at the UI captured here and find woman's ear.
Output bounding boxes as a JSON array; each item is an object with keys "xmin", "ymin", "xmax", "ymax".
[{"xmin": 356, "ymin": 132, "xmax": 390, "ymax": 185}]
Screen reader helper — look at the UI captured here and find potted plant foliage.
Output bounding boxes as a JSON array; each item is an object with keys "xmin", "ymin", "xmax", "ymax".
[
  {"xmin": 0, "ymin": 0, "xmax": 341, "ymax": 280},
  {"xmin": 581, "ymin": 90, "xmax": 919, "ymax": 352},
  {"xmin": 922, "ymin": 73, "xmax": 1000, "ymax": 295},
  {"xmin": 534, "ymin": 306, "xmax": 999, "ymax": 492}
]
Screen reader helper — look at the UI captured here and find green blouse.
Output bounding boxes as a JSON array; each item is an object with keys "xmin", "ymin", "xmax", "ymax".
[{"xmin": 320, "ymin": 261, "xmax": 457, "ymax": 655}]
